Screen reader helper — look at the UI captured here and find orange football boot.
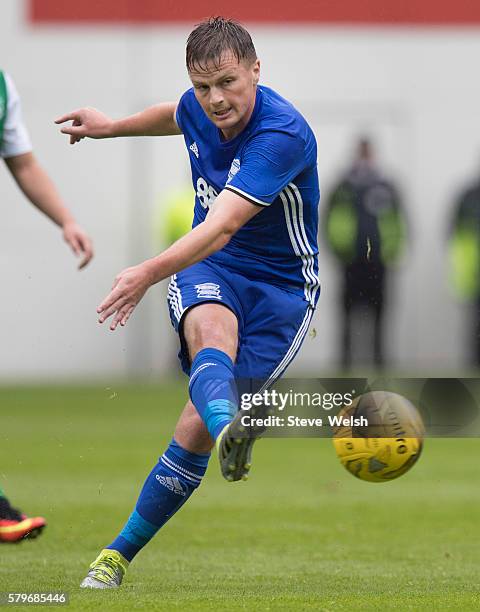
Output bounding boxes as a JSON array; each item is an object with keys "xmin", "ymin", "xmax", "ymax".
[{"xmin": 0, "ymin": 500, "xmax": 46, "ymax": 543}]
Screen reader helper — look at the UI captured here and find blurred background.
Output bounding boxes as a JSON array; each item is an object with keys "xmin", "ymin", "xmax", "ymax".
[
  {"xmin": 2, "ymin": 0, "xmax": 480, "ymax": 381},
  {"xmin": 2, "ymin": 5, "xmax": 480, "ymax": 606}
]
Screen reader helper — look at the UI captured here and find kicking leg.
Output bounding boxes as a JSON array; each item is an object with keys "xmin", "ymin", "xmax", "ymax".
[
  {"xmin": 184, "ymin": 303, "xmax": 239, "ymax": 441},
  {"xmin": 182, "ymin": 303, "xmax": 255, "ymax": 481}
]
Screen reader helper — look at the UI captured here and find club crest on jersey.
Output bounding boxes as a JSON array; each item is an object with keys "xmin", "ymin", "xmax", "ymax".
[
  {"xmin": 189, "ymin": 142, "xmax": 199, "ymax": 158},
  {"xmin": 226, "ymin": 158, "xmax": 241, "ymax": 184}
]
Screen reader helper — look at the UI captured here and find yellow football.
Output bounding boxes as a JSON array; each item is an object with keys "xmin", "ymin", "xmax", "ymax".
[{"xmin": 332, "ymin": 391, "xmax": 425, "ymax": 483}]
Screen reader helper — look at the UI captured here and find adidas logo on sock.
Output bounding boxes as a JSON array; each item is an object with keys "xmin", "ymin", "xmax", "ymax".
[{"xmin": 156, "ymin": 474, "xmax": 186, "ymax": 496}]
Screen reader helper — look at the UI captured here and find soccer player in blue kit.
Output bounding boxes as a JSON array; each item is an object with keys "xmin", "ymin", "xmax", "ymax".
[{"xmin": 57, "ymin": 17, "xmax": 320, "ymax": 588}]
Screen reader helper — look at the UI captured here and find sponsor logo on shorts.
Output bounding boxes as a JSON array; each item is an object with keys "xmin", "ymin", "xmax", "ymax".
[{"xmin": 195, "ymin": 282, "xmax": 222, "ymax": 300}]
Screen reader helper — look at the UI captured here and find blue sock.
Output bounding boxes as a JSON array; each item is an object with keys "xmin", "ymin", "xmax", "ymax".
[
  {"xmin": 107, "ymin": 439, "xmax": 209, "ymax": 562},
  {"xmin": 189, "ymin": 347, "xmax": 238, "ymax": 440}
]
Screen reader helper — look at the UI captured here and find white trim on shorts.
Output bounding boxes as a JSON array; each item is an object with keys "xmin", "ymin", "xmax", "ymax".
[
  {"xmin": 258, "ymin": 306, "xmax": 314, "ymax": 393},
  {"xmin": 167, "ymin": 274, "xmax": 185, "ymax": 323}
]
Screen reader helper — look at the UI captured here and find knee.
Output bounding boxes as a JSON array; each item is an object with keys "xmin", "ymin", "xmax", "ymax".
[
  {"xmin": 190, "ymin": 319, "xmax": 227, "ymax": 349},
  {"xmin": 183, "ymin": 305, "xmax": 238, "ymax": 360}
]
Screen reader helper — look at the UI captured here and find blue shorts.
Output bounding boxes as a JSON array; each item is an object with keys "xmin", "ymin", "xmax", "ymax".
[{"xmin": 167, "ymin": 259, "xmax": 316, "ymax": 386}]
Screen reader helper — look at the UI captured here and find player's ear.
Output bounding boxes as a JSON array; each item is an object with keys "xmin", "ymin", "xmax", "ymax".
[{"xmin": 253, "ymin": 59, "xmax": 260, "ymax": 85}]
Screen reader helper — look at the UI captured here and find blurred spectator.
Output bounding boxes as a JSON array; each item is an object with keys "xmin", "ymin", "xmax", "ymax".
[
  {"xmin": 154, "ymin": 185, "xmax": 194, "ymax": 249},
  {"xmin": 323, "ymin": 138, "xmax": 407, "ymax": 369},
  {"xmin": 448, "ymin": 168, "xmax": 480, "ymax": 366}
]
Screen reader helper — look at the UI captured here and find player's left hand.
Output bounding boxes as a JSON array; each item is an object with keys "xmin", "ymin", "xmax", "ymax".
[
  {"xmin": 97, "ymin": 263, "xmax": 154, "ymax": 331},
  {"xmin": 62, "ymin": 221, "xmax": 94, "ymax": 269}
]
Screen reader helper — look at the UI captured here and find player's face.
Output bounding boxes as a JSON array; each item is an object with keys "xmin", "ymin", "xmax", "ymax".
[{"xmin": 189, "ymin": 51, "xmax": 260, "ymax": 141}]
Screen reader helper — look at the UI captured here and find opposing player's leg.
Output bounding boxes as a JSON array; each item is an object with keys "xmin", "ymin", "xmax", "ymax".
[
  {"xmin": 81, "ymin": 402, "xmax": 213, "ymax": 589},
  {"xmin": 0, "ymin": 488, "xmax": 47, "ymax": 543}
]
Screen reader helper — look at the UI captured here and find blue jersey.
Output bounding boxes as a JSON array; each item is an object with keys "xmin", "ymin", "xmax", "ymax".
[{"xmin": 175, "ymin": 85, "xmax": 320, "ymax": 307}]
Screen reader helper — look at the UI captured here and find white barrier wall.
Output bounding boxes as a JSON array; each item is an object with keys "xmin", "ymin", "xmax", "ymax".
[{"xmin": 1, "ymin": 0, "xmax": 479, "ymax": 380}]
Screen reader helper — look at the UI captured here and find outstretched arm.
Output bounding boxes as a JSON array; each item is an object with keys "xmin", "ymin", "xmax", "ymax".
[
  {"xmin": 97, "ymin": 191, "xmax": 262, "ymax": 330},
  {"xmin": 55, "ymin": 103, "xmax": 181, "ymax": 144},
  {"xmin": 5, "ymin": 152, "xmax": 94, "ymax": 268}
]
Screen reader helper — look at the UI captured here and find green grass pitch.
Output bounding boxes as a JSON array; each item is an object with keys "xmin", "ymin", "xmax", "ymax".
[{"xmin": 1, "ymin": 383, "xmax": 479, "ymax": 611}]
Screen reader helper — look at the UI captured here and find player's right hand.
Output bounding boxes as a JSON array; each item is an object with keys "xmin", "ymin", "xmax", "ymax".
[
  {"xmin": 97, "ymin": 262, "xmax": 155, "ymax": 331},
  {"xmin": 55, "ymin": 107, "xmax": 114, "ymax": 144}
]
